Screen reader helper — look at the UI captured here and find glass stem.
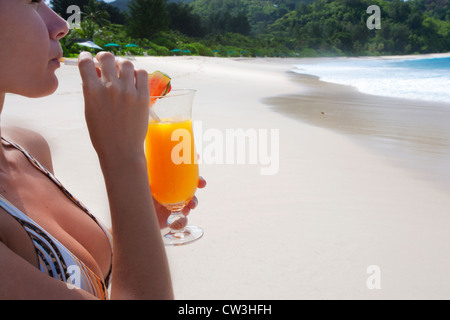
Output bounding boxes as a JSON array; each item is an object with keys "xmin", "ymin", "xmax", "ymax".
[{"xmin": 167, "ymin": 211, "xmax": 187, "ymax": 233}]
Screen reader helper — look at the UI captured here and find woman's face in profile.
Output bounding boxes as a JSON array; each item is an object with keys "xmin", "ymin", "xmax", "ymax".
[{"xmin": 0, "ymin": 0, "xmax": 69, "ymax": 98}]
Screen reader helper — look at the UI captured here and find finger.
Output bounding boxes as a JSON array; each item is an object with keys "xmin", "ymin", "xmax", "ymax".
[
  {"xmin": 182, "ymin": 197, "xmax": 198, "ymax": 216},
  {"xmin": 117, "ymin": 58, "xmax": 135, "ymax": 85},
  {"xmin": 182, "ymin": 207, "xmax": 190, "ymax": 216},
  {"xmin": 198, "ymin": 176, "xmax": 207, "ymax": 188},
  {"xmin": 96, "ymin": 52, "xmax": 118, "ymax": 82},
  {"xmin": 135, "ymin": 69, "xmax": 150, "ymax": 96},
  {"xmin": 169, "ymin": 216, "xmax": 188, "ymax": 230},
  {"xmin": 188, "ymin": 196, "xmax": 198, "ymax": 210},
  {"xmin": 78, "ymin": 52, "xmax": 99, "ymax": 87}
]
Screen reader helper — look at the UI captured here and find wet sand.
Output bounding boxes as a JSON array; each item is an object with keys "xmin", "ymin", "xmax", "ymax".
[{"xmin": 264, "ymin": 71, "xmax": 450, "ymax": 191}]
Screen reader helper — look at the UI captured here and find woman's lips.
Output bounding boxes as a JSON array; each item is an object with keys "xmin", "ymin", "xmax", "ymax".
[{"xmin": 49, "ymin": 58, "xmax": 61, "ymax": 67}]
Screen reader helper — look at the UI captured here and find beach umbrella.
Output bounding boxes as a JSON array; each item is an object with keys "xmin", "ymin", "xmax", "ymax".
[
  {"xmin": 76, "ymin": 41, "xmax": 103, "ymax": 50},
  {"xmin": 182, "ymin": 49, "xmax": 191, "ymax": 54},
  {"xmin": 213, "ymin": 50, "xmax": 220, "ymax": 53},
  {"xmin": 171, "ymin": 49, "xmax": 181, "ymax": 52},
  {"xmin": 125, "ymin": 43, "xmax": 139, "ymax": 48},
  {"xmin": 104, "ymin": 43, "xmax": 121, "ymax": 48}
]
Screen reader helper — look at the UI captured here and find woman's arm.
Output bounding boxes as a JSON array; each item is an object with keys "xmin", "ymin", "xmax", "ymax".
[
  {"xmin": 78, "ymin": 52, "xmax": 173, "ymax": 300},
  {"xmin": 100, "ymin": 154, "xmax": 173, "ymax": 300},
  {"xmin": 0, "ymin": 240, "xmax": 98, "ymax": 300}
]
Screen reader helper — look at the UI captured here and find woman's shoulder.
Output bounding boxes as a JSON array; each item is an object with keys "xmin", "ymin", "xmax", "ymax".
[{"xmin": 2, "ymin": 126, "xmax": 54, "ymax": 173}]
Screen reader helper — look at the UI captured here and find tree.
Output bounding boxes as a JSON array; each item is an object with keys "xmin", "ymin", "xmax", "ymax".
[
  {"xmin": 51, "ymin": 0, "xmax": 124, "ymax": 24},
  {"xmin": 388, "ymin": 0, "xmax": 410, "ymax": 22},
  {"xmin": 126, "ymin": 0, "xmax": 169, "ymax": 39},
  {"xmin": 77, "ymin": 0, "xmax": 110, "ymax": 40},
  {"xmin": 82, "ymin": 0, "xmax": 111, "ymax": 28},
  {"xmin": 167, "ymin": 2, "xmax": 205, "ymax": 37},
  {"xmin": 230, "ymin": 12, "xmax": 251, "ymax": 35}
]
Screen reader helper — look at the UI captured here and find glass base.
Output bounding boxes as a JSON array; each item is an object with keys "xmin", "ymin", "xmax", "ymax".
[{"xmin": 163, "ymin": 225, "xmax": 204, "ymax": 246}]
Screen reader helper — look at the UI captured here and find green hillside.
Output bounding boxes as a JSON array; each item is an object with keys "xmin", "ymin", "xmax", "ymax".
[
  {"xmin": 109, "ymin": 0, "xmax": 194, "ymax": 12},
  {"xmin": 52, "ymin": 0, "xmax": 450, "ymax": 57}
]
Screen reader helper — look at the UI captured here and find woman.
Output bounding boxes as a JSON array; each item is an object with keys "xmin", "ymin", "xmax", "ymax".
[{"xmin": 0, "ymin": 0, "xmax": 205, "ymax": 300}]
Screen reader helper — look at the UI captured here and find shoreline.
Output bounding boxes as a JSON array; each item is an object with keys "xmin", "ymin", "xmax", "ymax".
[{"xmin": 263, "ymin": 70, "xmax": 450, "ymax": 192}]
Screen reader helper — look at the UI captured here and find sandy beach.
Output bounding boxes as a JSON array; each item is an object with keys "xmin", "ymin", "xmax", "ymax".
[
  {"xmin": 265, "ymin": 70, "xmax": 450, "ymax": 192},
  {"xmin": 3, "ymin": 55, "xmax": 450, "ymax": 299}
]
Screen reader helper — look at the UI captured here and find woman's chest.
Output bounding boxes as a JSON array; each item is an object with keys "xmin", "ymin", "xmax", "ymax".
[{"xmin": 1, "ymin": 169, "xmax": 112, "ymax": 282}]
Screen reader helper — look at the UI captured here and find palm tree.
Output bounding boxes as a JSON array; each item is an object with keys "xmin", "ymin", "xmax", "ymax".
[{"xmin": 81, "ymin": 0, "xmax": 111, "ymax": 39}]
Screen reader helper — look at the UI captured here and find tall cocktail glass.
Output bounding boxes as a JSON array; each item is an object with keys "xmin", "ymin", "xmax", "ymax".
[{"xmin": 145, "ymin": 89, "xmax": 203, "ymax": 246}]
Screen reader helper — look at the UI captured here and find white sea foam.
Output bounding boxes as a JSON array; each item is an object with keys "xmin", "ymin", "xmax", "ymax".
[{"xmin": 293, "ymin": 56, "xmax": 450, "ymax": 104}]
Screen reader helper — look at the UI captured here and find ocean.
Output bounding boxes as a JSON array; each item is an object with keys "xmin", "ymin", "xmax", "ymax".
[{"xmin": 293, "ymin": 55, "xmax": 450, "ymax": 104}]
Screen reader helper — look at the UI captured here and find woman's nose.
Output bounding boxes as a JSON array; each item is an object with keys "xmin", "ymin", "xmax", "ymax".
[
  {"xmin": 54, "ymin": 20, "xmax": 70, "ymax": 41},
  {"xmin": 43, "ymin": 4, "xmax": 70, "ymax": 41}
]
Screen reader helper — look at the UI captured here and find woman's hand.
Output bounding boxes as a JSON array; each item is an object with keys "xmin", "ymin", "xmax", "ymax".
[
  {"xmin": 78, "ymin": 52, "xmax": 176, "ymax": 299},
  {"xmin": 78, "ymin": 51, "xmax": 150, "ymax": 161},
  {"xmin": 154, "ymin": 176, "xmax": 207, "ymax": 229}
]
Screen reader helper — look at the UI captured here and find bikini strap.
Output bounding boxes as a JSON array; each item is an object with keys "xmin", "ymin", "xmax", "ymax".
[
  {"xmin": 0, "ymin": 136, "xmax": 113, "ymax": 283},
  {"xmin": 2, "ymin": 137, "xmax": 93, "ymax": 214}
]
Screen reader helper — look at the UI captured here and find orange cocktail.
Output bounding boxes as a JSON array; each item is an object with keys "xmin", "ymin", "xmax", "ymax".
[
  {"xmin": 145, "ymin": 119, "xmax": 199, "ymax": 209},
  {"xmin": 145, "ymin": 89, "xmax": 203, "ymax": 246}
]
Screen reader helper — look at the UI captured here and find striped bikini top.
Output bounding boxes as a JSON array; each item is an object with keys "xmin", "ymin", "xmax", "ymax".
[{"xmin": 0, "ymin": 137, "xmax": 113, "ymax": 300}]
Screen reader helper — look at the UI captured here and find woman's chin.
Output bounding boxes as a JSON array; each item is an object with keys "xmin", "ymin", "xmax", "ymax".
[{"xmin": 24, "ymin": 77, "xmax": 59, "ymax": 98}]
